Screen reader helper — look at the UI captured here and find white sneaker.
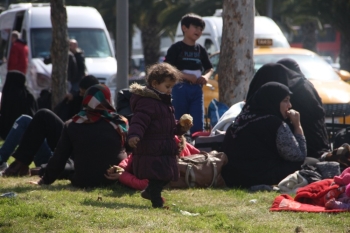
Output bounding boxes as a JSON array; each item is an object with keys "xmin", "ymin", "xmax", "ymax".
[{"xmin": 0, "ymin": 162, "xmax": 8, "ymax": 172}]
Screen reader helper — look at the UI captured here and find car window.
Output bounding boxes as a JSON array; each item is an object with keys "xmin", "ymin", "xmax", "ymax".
[
  {"xmin": 31, "ymin": 28, "xmax": 113, "ymax": 58},
  {"xmin": 254, "ymin": 54, "xmax": 340, "ymax": 81},
  {"xmin": 209, "ymin": 53, "xmax": 220, "ymax": 80}
]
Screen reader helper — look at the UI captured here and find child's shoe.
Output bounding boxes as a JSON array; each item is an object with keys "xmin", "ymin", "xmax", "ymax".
[
  {"xmin": 0, "ymin": 162, "xmax": 8, "ymax": 173},
  {"xmin": 140, "ymin": 190, "xmax": 165, "ymax": 204}
]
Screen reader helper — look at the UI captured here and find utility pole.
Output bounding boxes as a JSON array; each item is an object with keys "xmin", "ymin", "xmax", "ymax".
[
  {"xmin": 115, "ymin": 0, "xmax": 129, "ymax": 105},
  {"xmin": 266, "ymin": 0, "xmax": 273, "ymax": 18}
]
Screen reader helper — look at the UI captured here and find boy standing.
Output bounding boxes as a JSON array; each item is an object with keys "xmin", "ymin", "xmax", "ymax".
[{"xmin": 165, "ymin": 13, "xmax": 213, "ymax": 134}]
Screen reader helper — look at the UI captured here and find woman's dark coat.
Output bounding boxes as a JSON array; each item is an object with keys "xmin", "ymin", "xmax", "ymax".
[{"xmin": 222, "ymin": 82, "xmax": 304, "ymax": 188}]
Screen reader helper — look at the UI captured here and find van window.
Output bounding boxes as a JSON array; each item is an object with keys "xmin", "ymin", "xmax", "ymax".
[
  {"xmin": 0, "ymin": 29, "xmax": 10, "ymax": 62},
  {"xmin": 30, "ymin": 28, "xmax": 113, "ymax": 58},
  {"xmin": 204, "ymin": 39, "xmax": 216, "ymax": 55}
]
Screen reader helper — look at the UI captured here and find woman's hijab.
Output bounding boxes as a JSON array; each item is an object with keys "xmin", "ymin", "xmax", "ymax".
[
  {"xmin": 72, "ymin": 84, "xmax": 129, "ymax": 145},
  {"xmin": 231, "ymin": 82, "xmax": 292, "ymax": 138},
  {"xmin": 0, "ymin": 72, "xmax": 38, "ymax": 139},
  {"xmin": 277, "ymin": 58, "xmax": 303, "ymax": 75},
  {"xmin": 246, "ymin": 63, "xmax": 301, "ymax": 101}
]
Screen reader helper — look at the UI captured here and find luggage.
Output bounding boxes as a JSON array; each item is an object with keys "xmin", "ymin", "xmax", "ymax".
[
  {"xmin": 193, "ymin": 133, "xmax": 225, "ymax": 152},
  {"xmin": 168, "ymin": 151, "xmax": 228, "ymax": 189}
]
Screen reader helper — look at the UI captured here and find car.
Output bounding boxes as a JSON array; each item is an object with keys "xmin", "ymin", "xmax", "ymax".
[{"xmin": 204, "ymin": 44, "xmax": 350, "ymax": 124}]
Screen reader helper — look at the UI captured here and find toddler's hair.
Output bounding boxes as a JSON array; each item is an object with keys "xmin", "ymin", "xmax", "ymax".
[
  {"xmin": 181, "ymin": 13, "xmax": 205, "ymax": 30},
  {"xmin": 146, "ymin": 63, "xmax": 181, "ymax": 86}
]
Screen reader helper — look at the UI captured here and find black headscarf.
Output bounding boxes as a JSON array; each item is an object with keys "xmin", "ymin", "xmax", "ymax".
[
  {"xmin": 231, "ymin": 82, "xmax": 292, "ymax": 138},
  {"xmin": 246, "ymin": 63, "xmax": 305, "ymax": 101},
  {"xmin": 277, "ymin": 58, "xmax": 303, "ymax": 75}
]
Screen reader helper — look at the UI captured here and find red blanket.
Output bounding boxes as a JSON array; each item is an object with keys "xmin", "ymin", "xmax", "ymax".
[{"xmin": 270, "ymin": 179, "xmax": 348, "ymax": 213}]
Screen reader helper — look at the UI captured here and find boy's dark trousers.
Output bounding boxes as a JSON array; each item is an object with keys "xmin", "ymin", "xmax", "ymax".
[{"xmin": 146, "ymin": 179, "xmax": 169, "ymax": 208}]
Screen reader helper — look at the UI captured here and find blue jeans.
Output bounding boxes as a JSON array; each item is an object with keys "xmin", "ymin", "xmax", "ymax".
[
  {"xmin": 0, "ymin": 115, "xmax": 52, "ymax": 167},
  {"xmin": 172, "ymin": 83, "xmax": 204, "ymax": 134}
]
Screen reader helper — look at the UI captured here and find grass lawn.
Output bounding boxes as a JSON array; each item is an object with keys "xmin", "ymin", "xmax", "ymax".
[
  {"xmin": 1, "ymin": 144, "xmax": 350, "ymax": 232},
  {"xmin": 1, "ymin": 171, "xmax": 350, "ymax": 232}
]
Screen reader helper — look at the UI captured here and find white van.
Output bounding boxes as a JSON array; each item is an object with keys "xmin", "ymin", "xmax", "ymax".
[
  {"xmin": 174, "ymin": 13, "xmax": 290, "ymax": 55},
  {"xmin": 0, "ymin": 3, "xmax": 117, "ymax": 98}
]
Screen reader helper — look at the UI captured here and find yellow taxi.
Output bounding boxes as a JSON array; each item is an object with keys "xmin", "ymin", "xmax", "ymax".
[{"xmin": 204, "ymin": 42, "xmax": 350, "ymax": 124}]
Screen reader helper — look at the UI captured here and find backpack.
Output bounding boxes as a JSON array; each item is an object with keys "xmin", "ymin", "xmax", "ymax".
[
  {"xmin": 116, "ymin": 88, "xmax": 133, "ymax": 122},
  {"xmin": 207, "ymin": 99, "xmax": 229, "ymax": 127}
]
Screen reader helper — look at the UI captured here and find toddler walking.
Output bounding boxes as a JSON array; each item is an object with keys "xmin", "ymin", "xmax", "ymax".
[{"xmin": 127, "ymin": 63, "xmax": 192, "ymax": 208}]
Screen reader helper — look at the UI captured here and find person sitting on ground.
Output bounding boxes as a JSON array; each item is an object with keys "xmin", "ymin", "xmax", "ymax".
[
  {"xmin": 246, "ymin": 62, "xmax": 330, "ymax": 159},
  {"xmin": 0, "ymin": 75, "xmax": 99, "ymax": 173},
  {"xmin": 276, "ymin": 58, "xmax": 330, "ymax": 159},
  {"xmin": 54, "ymin": 75, "xmax": 99, "ymax": 121},
  {"xmin": 27, "ymin": 84, "xmax": 128, "ymax": 188},
  {"xmin": 221, "ymin": 82, "xmax": 311, "ymax": 188}
]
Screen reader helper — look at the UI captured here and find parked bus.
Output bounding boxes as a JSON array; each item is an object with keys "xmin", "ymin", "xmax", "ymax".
[{"xmin": 289, "ymin": 24, "xmax": 340, "ymax": 62}]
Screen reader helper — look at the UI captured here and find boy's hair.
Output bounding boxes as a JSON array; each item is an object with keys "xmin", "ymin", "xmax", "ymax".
[
  {"xmin": 181, "ymin": 13, "xmax": 205, "ymax": 31},
  {"xmin": 79, "ymin": 75, "xmax": 100, "ymax": 90},
  {"xmin": 146, "ymin": 63, "xmax": 181, "ymax": 86}
]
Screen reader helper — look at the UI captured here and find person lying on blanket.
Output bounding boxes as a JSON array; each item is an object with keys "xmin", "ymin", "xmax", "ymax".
[{"xmin": 325, "ymin": 167, "xmax": 350, "ymax": 210}]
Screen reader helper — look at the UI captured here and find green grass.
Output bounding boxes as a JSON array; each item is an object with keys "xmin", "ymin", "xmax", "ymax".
[
  {"xmin": 1, "ymin": 176, "xmax": 350, "ymax": 233},
  {"xmin": 1, "ymin": 138, "xmax": 350, "ymax": 232}
]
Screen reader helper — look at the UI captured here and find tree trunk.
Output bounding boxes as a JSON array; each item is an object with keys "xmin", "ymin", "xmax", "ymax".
[
  {"xmin": 218, "ymin": 0, "xmax": 255, "ymax": 106},
  {"xmin": 50, "ymin": 0, "xmax": 68, "ymax": 109},
  {"xmin": 301, "ymin": 21, "xmax": 317, "ymax": 53},
  {"xmin": 141, "ymin": 13, "xmax": 160, "ymax": 69},
  {"xmin": 340, "ymin": 34, "xmax": 350, "ymax": 72}
]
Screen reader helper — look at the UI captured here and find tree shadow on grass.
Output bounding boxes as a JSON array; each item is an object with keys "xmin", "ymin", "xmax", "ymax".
[
  {"xmin": 0, "ymin": 178, "xmax": 138, "ymax": 198},
  {"xmin": 80, "ymin": 197, "xmax": 149, "ymax": 210}
]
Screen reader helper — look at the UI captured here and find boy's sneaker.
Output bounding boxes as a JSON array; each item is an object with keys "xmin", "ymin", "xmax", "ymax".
[{"xmin": 0, "ymin": 162, "xmax": 8, "ymax": 173}]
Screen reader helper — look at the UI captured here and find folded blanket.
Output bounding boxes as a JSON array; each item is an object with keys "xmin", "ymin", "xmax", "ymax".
[{"xmin": 270, "ymin": 194, "xmax": 347, "ymax": 213}]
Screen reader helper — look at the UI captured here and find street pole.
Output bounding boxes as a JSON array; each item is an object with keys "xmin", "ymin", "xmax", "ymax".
[
  {"xmin": 115, "ymin": 0, "xmax": 129, "ymax": 106},
  {"xmin": 266, "ymin": 0, "xmax": 273, "ymax": 18}
]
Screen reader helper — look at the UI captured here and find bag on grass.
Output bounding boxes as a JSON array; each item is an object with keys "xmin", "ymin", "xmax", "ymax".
[
  {"xmin": 193, "ymin": 132, "xmax": 225, "ymax": 152},
  {"xmin": 169, "ymin": 150, "xmax": 228, "ymax": 189}
]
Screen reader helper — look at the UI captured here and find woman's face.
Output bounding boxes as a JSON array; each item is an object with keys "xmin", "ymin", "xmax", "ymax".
[{"xmin": 280, "ymin": 95, "xmax": 292, "ymax": 119}]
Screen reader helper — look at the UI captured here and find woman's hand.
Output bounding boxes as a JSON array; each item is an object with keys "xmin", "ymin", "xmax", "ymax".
[
  {"xmin": 29, "ymin": 180, "xmax": 41, "ymax": 185},
  {"xmin": 287, "ymin": 109, "xmax": 301, "ymax": 127},
  {"xmin": 104, "ymin": 172, "xmax": 122, "ymax": 180},
  {"xmin": 287, "ymin": 109, "xmax": 304, "ymax": 135}
]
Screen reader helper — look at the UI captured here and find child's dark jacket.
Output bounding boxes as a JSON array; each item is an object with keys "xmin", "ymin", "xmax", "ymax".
[{"xmin": 128, "ymin": 83, "xmax": 185, "ymax": 181}]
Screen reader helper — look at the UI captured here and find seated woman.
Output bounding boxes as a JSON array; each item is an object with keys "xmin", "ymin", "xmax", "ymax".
[
  {"xmin": 221, "ymin": 82, "xmax": 307, "ymax": 188},
  {"xmin": 246, "ymin": 61, "xmax": 330, "ymax": 158},
  {"xmin": 0, "ymin": 75, "xmax": 100, "ymax": 174},
  {"xmin": 29, "ymin": 84, "xmax": 128, "ymax": 188}
]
